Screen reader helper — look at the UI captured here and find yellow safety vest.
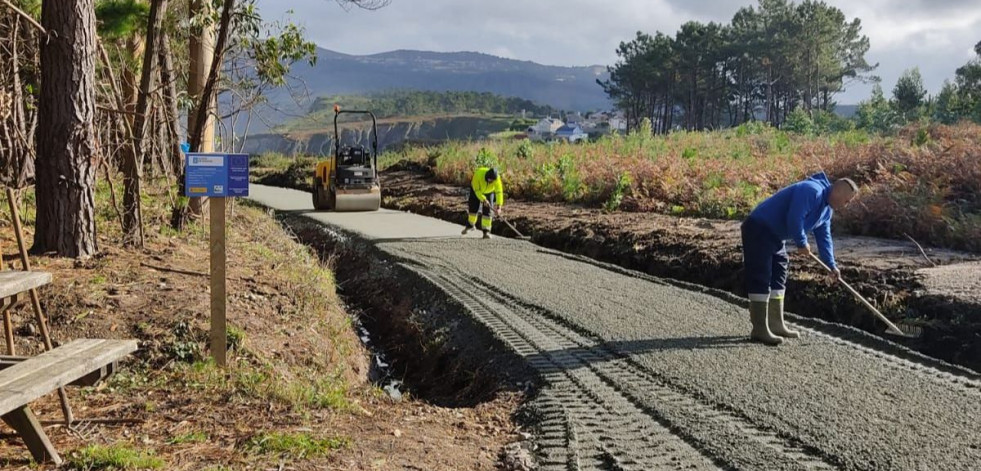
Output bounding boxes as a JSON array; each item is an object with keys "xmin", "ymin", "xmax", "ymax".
[{"xmin": 471, "ymin": 167, "xmax": 504, "ymax": 207}]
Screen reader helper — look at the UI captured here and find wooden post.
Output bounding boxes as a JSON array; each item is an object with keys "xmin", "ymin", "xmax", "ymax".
[
  {"xmin": 210, "ymin": 197, "xmax": 226, "ymax": 366},
  {"xmin": 6, "ymin": 188, "xmax": 74, "ymax": 424}
]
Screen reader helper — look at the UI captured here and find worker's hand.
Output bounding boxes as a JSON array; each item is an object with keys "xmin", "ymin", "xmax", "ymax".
[
  {"xmin": 796, "ymin": 245, "xmax": 811, "ymax": 257},
  {"xmin": 829, "ymin": 268, "xmax": 841, "ymax": 283},
  {"xmin": 494, "ymin": 206, "xmax": 502, "ymax": 217}
]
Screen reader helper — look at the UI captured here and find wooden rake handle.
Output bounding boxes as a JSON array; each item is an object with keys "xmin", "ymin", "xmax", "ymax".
[{"xmin": 807, "ymin": 252, "xmax": 907, "ymax": 337}]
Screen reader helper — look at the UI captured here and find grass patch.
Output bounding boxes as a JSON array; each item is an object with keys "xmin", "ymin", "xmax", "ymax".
[
  {"xmin": 241, "ymin": 432, "xmax": 349, "ymax": 459},
  {"xmin": 250, "ymin": 156, "xmax": 318, "ymax": 192},
  {"xmin": 176, "ymin": 359, "xmax": 352, "ymax": 412},
  {"xmin": 226, "ymin": 324, "xmax": 245, "ymax": 352},
  {"xmin": 250, "ymin": 152, "xmax": 295, "ymax": 170},
  {"xmin": 67, "ymin": 444, "xmax": 164, "ymax": 470},
  {"xmin": 167, "ymin": 431, "xmax": 209, "ymax": 445}
]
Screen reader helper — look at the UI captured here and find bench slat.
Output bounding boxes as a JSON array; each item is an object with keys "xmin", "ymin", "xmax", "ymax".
[
  {"xmin": 0, "ymin": 271, "xmax": 51, "ymax": 299},
  {"xmin": 0, "ymin": 339, "xmax": 106, "ymax": 389},
  {"xmin": 0, "ymin": 339, "xmax": 136, "ymax": 392},
  {"xmin": 0, "ymin": 339, "xmax": 138, "ymax": 416}
]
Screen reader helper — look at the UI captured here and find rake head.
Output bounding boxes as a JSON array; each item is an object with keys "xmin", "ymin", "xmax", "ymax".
[{"xmin": 887, "ymin": 323, "xmax": 924, "ymax": 339}]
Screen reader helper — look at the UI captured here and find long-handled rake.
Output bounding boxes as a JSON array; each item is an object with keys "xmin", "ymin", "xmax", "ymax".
[
  {"xmin": 808, "ymin": 253, "xmax": 922, "ymax": 338},
  {"xmin": 500, "ymin": 217, "xmax": 530, "ymax": 240},
  {"xmin": 465, "ymin": 189, "xmax": 531, "ymax": 240}
]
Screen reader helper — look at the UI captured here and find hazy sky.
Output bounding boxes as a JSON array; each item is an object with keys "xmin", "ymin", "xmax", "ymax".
[{"xmin": 255, "ymin": 0, "xmax": 981, "ymax": 104}]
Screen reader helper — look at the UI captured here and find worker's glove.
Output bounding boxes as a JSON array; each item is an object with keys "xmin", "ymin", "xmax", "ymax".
[
  {"xmin": 829, "ymin": 267, "xmax": 841, "ymax": 283},
  {"xmin": 795, "ymin": 245, "xmax": 811, "ymax": 256}
]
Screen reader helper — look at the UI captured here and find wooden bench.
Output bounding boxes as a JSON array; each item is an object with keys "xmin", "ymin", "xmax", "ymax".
[
  {"xmin": 0, "ymin": 338, "xmax": 138, "ymax": 465},
  {"xmin": 0, "ymin": 271, "xmax": 52, "ymax": 355}
]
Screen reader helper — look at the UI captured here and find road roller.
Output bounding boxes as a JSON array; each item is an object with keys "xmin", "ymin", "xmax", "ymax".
[{"xmin": 312, "ymin": 106, "xmax": 381, "ymax": 211}]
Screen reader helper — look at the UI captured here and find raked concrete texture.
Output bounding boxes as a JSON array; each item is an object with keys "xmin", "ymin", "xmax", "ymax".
[{"xmin": 250, "ymin": 184, "xmax": 981, "ymax": 471}]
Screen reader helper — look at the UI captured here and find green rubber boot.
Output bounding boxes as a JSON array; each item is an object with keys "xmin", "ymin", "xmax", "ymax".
[
  {"xmin": 768, "ymin": 297, "xmax": 800, "ymax": 339},
  {"xmin": 750, "ymin": 301, "xmax": 783, "ymax": 346}
]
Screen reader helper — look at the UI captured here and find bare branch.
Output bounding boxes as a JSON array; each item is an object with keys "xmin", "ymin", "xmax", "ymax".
[
  {"xmin": 333, "ymin": 0, "xmax": 391, "ymax": 12},
  {"xmin": 904, "ymin": 233, "xmax": 938, "ymax": 268},
  {"xmin": 0, "ymin": 0, "xmax": 44, "ymax": 34}
]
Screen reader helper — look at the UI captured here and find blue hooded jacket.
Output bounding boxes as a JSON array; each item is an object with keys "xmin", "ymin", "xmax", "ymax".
[{"xmin": 748, "ymin": 172, "xmax": 837, "ymax": 269}]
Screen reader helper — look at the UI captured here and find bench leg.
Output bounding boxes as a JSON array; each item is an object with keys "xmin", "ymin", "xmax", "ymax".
[
  {"xmin": 2, "ymin": 310, "xmax": 13, "ymax": 356},
  {"xmin": 1, "ymin": 405, "xmax": 62, "ymax": 465}
]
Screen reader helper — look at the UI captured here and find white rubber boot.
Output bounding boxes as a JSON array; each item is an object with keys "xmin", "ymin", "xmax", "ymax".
[
  {"xmin": 750, "ymin": 301, "xmax": 783, "ymax": 346},
  {"xmin": 482, "ymin": 230, "xmax": 492, "ymax": 239},
  {"xmin": 768, "ymin": 297, "xmax": 800, "ymax": 339},
  {"xmin": 462, "ymin": 225, "xmax": 473, "ymax": 235}
]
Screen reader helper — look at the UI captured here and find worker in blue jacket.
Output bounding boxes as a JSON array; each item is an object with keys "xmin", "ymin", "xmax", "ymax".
[{"xmin": 741, "ymin": 172, "xmax": 858, "ymax": 345}]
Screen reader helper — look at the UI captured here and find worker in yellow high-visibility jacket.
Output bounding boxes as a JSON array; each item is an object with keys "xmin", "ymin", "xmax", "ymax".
[{"xmin": 461, "ymin": 166, "xmax": 504, "ymax": 239}]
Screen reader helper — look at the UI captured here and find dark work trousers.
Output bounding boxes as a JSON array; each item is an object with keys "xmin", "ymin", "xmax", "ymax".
[
  {"xmin": 467, "ymin": 189, "xmax": 496, "ymax": 231},
  {"xmin": 741, "ymin": 217, "xmax": 789, "ymax": 300}
]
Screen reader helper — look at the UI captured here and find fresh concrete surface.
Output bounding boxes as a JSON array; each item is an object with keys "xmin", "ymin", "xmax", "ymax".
[
  {"xmin": 249, "ymin": 184, "xmax": 464, "ymax": 240},
  {"xmin": 252, "ymin": 184, "xmax": 981, "ymax": 471}
]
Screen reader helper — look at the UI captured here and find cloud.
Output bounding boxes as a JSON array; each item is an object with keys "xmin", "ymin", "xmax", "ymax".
[{"xmin": 256, "ymin": 0, "xmax": 981, "ymax": 103}]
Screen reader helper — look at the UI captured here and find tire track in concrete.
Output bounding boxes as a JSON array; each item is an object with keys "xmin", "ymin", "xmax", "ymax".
[
  {"xmin": 386, "ymin": 238, "xmax": 981, "ymax": 470},
  {"xmin": 417, "ymin": 260, "xmax": 841, "ymax": 470},
  {"xmin": 417, "ymin": 266, "xmax": 722, "ymax": 470},
  {"xmin": 464, "ymin": 275, "xmax": 842, "ymax": 471}
]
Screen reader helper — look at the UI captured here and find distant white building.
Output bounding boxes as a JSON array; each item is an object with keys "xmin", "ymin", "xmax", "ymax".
[
  {"xmin": 554, "ymin": 124, "xmax": 588, "ymax": 143},
  {"xmin": 565, "ymin": 112, "xmax": 584, "ymax": 125},
  {"xmin": 535, "ymin": 117, "xmax": 564, "ymax": 134},
  {"xmin": 527, "ymin": 117, "xmax": 565, "ymax": 141},
  {"xmin": 609, "ymin": 113, "xmax": 628, "ymax": 132},
  {"xmin": 581, "ymin": 112, "xmax": 607, "ymax": 131}
]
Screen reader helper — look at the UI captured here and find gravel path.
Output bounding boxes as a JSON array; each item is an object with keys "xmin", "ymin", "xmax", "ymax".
[
  {"xmin": 252, "ymin": 184, "xmax": 981, "ymax": 470},
  {"xmin": 917, "ymin": 261, "xmax": 981, "ymax": 305}
]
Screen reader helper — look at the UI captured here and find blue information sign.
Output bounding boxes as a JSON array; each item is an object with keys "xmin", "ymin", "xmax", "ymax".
[{"xmin": 184, "ymin": 153, "xmax": 250, "ymax": 197}]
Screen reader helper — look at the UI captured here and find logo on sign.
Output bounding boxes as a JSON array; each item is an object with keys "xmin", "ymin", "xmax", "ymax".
[{"xmin": 190, "ymin": 156, "xmax": 224, "ymax": 166}]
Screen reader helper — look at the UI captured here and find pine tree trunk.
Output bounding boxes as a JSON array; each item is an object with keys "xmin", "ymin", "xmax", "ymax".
[{"xmin": 33, "ymin": 0, "xmax": 98, "ymax": 258}]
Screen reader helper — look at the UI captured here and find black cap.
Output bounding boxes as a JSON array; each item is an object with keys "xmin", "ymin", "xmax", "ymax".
[{"xmin": 485, "ymin": 168, "xmax": 498, "ymax": 182}]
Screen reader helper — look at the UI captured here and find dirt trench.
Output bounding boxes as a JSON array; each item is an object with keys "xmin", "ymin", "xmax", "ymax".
[{"xmin": 276, "ymin": 212, "xmax": 535, "ymax": 407}]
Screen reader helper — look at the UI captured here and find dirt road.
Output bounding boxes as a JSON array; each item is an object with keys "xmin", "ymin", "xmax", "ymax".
[{"xmin": 251, "ymin": 184, "xmax": 981, "ymax": 471}]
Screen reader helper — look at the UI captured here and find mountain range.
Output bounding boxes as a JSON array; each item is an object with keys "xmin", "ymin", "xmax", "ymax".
[{"xmin": 254, "ymin": 48, "xmax": 612, "ymax": 130}]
